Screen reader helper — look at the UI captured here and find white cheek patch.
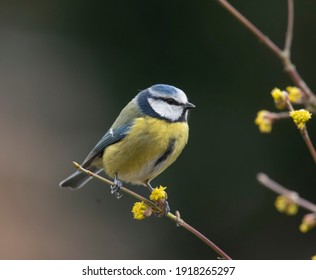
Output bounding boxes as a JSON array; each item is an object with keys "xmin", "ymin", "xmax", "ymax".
[{"xmin": 148, "ymin": 98, "xmax": 183, "ymax": 121}]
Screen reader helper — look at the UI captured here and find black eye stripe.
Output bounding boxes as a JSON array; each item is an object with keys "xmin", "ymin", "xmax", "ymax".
[
  {"xmin": 165, "ymin": 98, "xmax": 178, "ymax": 105},
  {"xmin": 151, "ymin": 96, "xmax": 181, "ymax": 106},
  {"xmin": 137, "ymin": 91, "xmax": 188, "ymax": 122}
]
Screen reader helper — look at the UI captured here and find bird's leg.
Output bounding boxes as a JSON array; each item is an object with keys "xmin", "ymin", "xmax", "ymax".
[
  {"xmin": 146, "ymin": 182, "xmax": 153, "ymax": 192},
  {"xmin": 111, "ymin": 173, "xmax": 123, "ymax": 199},
  {"xmin": 159, "ymin": 199, "xmax": 170, "ymax": 215}
]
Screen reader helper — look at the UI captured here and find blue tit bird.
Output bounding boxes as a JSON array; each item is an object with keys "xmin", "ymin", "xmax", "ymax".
[{"xmin": 59, "ymin": 84, "xmax": 195, "ymax": 196}]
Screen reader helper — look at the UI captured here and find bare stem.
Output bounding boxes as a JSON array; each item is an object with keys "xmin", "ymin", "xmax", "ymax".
[
  {"xmin": 299, "ymin": 129, "xmax": 316, "ymax": 164},
  {"xmin": 284, "ymin": 0, "xmax": 294, "ymax": 54},
  {"xmin": 267, "ymin": 111, "xmax": 290, "ymax": 121},
  {"xmin": 217, "ymin": 0, "xmax": 316, "ymax": 105},
  {"xmin": 285, "ymin": 98, "xmax": 316, "ymax": 163},
  {"xmin": 73, "ymin": 161, "xmax": 232, "ymax": 260},
  {"xmin": 217, "ymin": 0, "xmax": 282, "ymax": 59},
  {"xmin": 168, "ymin": 212, "xmax": 232, "ymax": 260},
  {"xmin": 257, "ymin": 173, "xmax": 316, "ymax": 213},
  {"xmin": 72, "ymin": 162, "xmax": 158, "ymax": 209},
  {"xmin": 257, "ymin": 172, "xmax": 316, "ymax": 213}
]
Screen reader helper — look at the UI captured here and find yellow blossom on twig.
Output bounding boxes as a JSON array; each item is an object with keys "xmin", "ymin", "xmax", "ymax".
[
  {"xmin": 300, "ymin": 223, "xmax": 312, "ymax": 233},
  {"xmin": 131, "ymin": 201, "xmax": 152, "ymax": 220},
  {"xmin": 299, "ymin": 213, "xmax": 316, "ymax": 233},
  {"xmin": 312, "ymin": 255, "xmax": 316, "ymax": 260},
  {"xmin": 289, "ymin": 109, "xmax": 312, "ymax": 130},
  {"xmin": 150, "ymin": 186, "xmax": 168, "ymax": 202},
  {"xmin": 271, "ymin": 88, "xmax": 287, "ymax": 110},
  {"xmin": 286, "ymin": 86, "xmax": 303, "ymax": 104},
  {"xmin": 132, "ymin": 186, "xmax": 168, "ymax": 221},
  {"xmin": 274, "ymin": 195, "xmax": 298, "ymax": 216},
  {"xmin": 255, "ymin": 110, "xmax": 273, "ymax": 133}
]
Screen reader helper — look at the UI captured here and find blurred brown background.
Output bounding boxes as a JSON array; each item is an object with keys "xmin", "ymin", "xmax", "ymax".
[{"xmin": 1, "ymin": 0, "xmax": 316, "ymax": 259}]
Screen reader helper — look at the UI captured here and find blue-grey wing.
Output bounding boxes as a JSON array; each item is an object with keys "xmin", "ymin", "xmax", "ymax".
[
  {"xmin": 59, "ymin": 123, "xmax": 133, "ymax": 189},
  {"xmin": 82, "ymin": 123, "xmax": 132, "ymax": 167}
]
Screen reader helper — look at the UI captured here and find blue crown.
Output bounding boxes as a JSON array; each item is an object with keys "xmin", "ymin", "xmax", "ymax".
[{"xmin": 150, "ymin": 84, "xmax": 178, "ymax": 95}]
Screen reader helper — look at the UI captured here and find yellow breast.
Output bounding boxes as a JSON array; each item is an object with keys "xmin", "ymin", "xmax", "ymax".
[{"xmin": 103, "ymin": 117, "xmax": 189, "ymax": 185}]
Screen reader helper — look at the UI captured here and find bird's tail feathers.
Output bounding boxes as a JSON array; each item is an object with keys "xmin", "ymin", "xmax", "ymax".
[{"xmin": 59, "ymin": 166, "xmax": 102, "ymax": 189}]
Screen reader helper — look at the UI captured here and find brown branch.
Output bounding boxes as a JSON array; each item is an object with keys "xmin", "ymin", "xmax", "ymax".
[
  {"xmin": 299, "ymin": 128, "xmax": 316, "ymax": 164},
  {"xmin": 285, "ymin": 97, "xmax": 316, "ymax": 164},
  {"xmin": 257, "ymin": 172, "xmax": 316, "ymax": 213},
  {"xmin": 217, "ymin": 0, "xmax": 316, "ymax": 106},
  {"xmin": 267, "ymin": 111, "xmax": 290, "ymax": 121},
  {"xmin": 73, "ymin": 161, "xmax": 232, "ymax": 260},
  {"xmin": 284, "ymin": 0, "xmax": 294, "ymax": 55},
  {"xmin": 217, "ymin": 0, "xmax": 282, "ymax": 59}
]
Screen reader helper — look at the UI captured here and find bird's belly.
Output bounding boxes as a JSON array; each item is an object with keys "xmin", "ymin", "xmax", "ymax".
[{"xmin": 102, "ymin": 117, "xmax": 189, "ymax": 185}]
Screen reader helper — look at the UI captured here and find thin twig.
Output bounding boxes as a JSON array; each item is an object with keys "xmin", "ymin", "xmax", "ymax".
[
  {"xmin": 284, "ymin": 0, "xmax": 294, "ymax": 54},
  {"xmin": 267, "ymin": 111, "xmax": 290, "ymax": 121},
  {"xmin": 72, "ymin": 162, "xmax": 158, "ymax": 209},
  {"xmin": 73, "ymin": 161, "xmax": 232, "ymax": 260},
  {"xmin": 299, "ymin": 129, "xmax": 316, "ymax": 164},
  {"xmin": 218, "ymin": 0, "xmax": 316, "ymax": 162},
  {"xmin": 170, "ymin": 214, "xmax": 231, "ymax": 260},
  {"xmin": 257, "ymin": 172, "xmax": 316, "ymax": 213},
  {"xmin": 285, "ymin": 98, "xmax": 316, "ymax": 163},
  {"xmin": 217, "ymin": 0, "xmax": 316, "ymax": 106},
  {"xmin": 217, "ymin": 0, "xmax": 282, "ymax": 59}
]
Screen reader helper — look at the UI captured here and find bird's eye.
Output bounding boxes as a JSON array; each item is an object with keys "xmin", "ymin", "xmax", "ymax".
[{"xmin": 165, "ymin": 98, "xmax": 177, "ymax": 105}]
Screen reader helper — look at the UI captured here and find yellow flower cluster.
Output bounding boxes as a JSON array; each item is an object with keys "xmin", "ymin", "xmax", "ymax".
[
  {"xmin": 131, "ymin": 201, "xmax": 151, "ymax": 220},
  {"xmin": 312, "ymin": 255, "xmax": 316, "ymax": 260},
  {"xmin": 299, "ymin": 213, "xmax": 316, "ymax": 233},
  {"xmin": 254, "ymin": 110, "xmax": 272, "ymax": 133},
  {"xmin": 289, "ymin": 109, "xmax": 312, "ymax": 130},
  {"xmin": 274, "ymin": 195, "xmax": 298, "ymax": 216},
  {"xmin": 149, "ymin": 186, "xmax": 167, "ymax": 202},
  {"xmin": 286, "ymin": 86, "xmax": 303, "ymax": 103},
  {"xmin": 131, "ymin": 186, "xmax": 168, "ymax": 220},
  {"xmin": 271, "ymin": 88, "xmax": 287, "ymax": 110},
  {"xmin": 271, "ymin": 86, "xmax": 302, "ymax": 110},
  {"xmin": 255, "ymin": 86, "xmax": 310, "ymax": 133}
]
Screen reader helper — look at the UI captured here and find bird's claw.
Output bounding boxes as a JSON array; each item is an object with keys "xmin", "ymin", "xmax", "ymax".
[
  {"xmin": 111, "ymin": 175, "xmax": 123, "ymax": 199},
  {"xmin": 155, "ymin": 200, "xmax": 170, "ymax": 217}
]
